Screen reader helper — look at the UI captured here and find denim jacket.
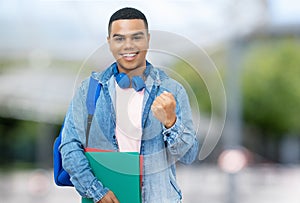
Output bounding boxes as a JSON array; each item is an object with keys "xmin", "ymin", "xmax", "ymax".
[{"xmin": 60, "ymin": 62, "xmax": 199, "ymax": 203}]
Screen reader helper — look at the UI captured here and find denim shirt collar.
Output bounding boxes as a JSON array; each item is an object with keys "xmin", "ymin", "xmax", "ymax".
[{"xmin": 91, "ymin": 60, "xmax": 169, "ymax": 131}]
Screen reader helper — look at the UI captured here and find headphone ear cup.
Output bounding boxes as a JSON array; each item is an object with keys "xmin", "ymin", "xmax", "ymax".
[
  {"xmin": 132, "ymin": 76, "xmax": 145, "ymax": 92},
  {"xmin": 116, "ymin": 73, "xmax": 131, "ymax": 89}
]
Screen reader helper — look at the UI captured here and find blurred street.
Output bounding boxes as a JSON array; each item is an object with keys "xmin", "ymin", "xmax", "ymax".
[
  {"xmin": 1, "ymin": 165, "xmax": 300, "ymax": 203},
  {"xmin": 1, "ymin": 1, "xmax": 300, "ymax": 203}
]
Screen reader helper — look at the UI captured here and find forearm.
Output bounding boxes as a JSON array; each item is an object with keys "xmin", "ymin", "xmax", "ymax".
[
  {"xmin": 163, "ymin": 118, "xmax": 199, "ymax": 164},
  {"xmin": 60, "ymin": 140, "xmax": 109, "ymax": 201},
  {"xmin": 162, "ymin": 86, "xmax": 199, "ymax": 164}
]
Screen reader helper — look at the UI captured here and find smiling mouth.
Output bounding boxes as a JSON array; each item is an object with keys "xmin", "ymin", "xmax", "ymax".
[
  {"xmin": 122, "ymin": 53, "xmax": 137, "ymax": 57},
  {"xmin": 120, "ymin": 51, "xmax": 139, "ymax": 58}
]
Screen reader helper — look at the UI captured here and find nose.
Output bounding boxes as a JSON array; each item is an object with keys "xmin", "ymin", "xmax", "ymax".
[{"xmin": 123, "ymin": 37, "xmax": 134, "ymax": 50}]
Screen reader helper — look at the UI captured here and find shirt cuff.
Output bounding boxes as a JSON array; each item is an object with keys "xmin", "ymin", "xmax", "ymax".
[
  {"xmin": 162, "ymin": 118, "xmax": 183, "ymax": 146},
  {"xmin": 86, "ymin": 179, "xmax": 109, "ymax": 203}
]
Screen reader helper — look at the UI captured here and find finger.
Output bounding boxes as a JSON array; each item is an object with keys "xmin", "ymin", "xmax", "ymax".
[
  {"xmin": 151, "ymin": 104, "xmax": 161, "ymax": 114},
  {"xmin": 151, "ymin": 103, "xmax": 164, "ymax": 115},
  {"xmin": 155, "ymin": 96, "xmax": 175, "ymax": 109},
  {"xmin": 109, "ymin": 192, "xmax": 120, "ymax": 203},
  {"xmin": 161, "ymin": 91, "xmax": 173, "ymax": 97},
  {"xmin": 99, "ymin": 191, "xmax": 115, "ymax": 203},
  {"xmin": 154, "ymin": 95, "xmax": 165, "ymax": 104},
  {"xmin": 160, "ymin": 91, "xmax": 175, "ymax": 101},
  {"xmin": 152, "ymin": 98, "xmax": 159, "ymax": 106},
  {"xmin": 152, "ymin": 98, "xmax": 165, "ymax": 109},
  {"xmin": 151, "ymin": 104, "xmax": 156, "ymax": 112}
]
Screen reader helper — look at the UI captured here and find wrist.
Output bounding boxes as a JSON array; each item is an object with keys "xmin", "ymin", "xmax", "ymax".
[{"xmin": 164, "ymin": 116, "xmax": 176, "ymax": 129}]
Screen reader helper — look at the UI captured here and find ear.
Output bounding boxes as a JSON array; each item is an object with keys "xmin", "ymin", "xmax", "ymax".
[
  {"xmin": 107, "ymin": 36, "xmax": 112, "ymax": 51},
  {"xmin": 146, "ymin": 33, "xmax": 150, "ymax": 48}
]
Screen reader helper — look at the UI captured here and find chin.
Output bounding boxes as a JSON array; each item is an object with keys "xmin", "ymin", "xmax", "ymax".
[{"xmin": 119, "ymin": 60, "xmax": 144, "ymax": 71}]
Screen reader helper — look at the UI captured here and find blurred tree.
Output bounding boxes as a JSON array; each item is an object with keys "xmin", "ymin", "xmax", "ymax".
[
  {"xmin": 242, "ymin": 38, "xmax": 300, "ymax": 138},
  {"xmin": 171, "ymin": 58, "xmax": 213, "ymax": 114},
  {"xmin": 0, "ymin": 116, "xmax": 62, "ymax": 169},
  {"xmin": 0, "ymin": 118, "xmax": 37, "ymax": 169},
  {"xmin": 0, "ymin": 118, "xmax": 18, "ymax": 166}
]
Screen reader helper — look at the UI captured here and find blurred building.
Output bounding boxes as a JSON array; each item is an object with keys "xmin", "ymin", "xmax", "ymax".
[{"xmin": 0, "ymin": 0, "xmax": 299, "ymax": 168}]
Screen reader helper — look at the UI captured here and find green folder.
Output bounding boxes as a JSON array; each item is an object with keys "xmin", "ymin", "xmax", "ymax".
[{"xmin": 82, "ymin": 149, "xmax": 142, "ymax": 203}]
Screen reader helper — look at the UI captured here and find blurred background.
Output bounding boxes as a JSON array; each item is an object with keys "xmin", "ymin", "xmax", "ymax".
[{"xmin": 0, "ymin": 0, "xmax": 300, "ymax": 202}]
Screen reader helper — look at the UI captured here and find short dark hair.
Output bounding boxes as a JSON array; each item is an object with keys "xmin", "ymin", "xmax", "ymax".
[{"xmin": 108, "ymin": 7, "xmax": 148, "ymax": 36}]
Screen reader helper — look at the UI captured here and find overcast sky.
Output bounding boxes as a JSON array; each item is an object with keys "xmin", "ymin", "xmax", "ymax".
[
  {"xmin": 0, "ymin": 0, "xmax": 299, "ymax": 122},
  {"xmin": 0, "ymin": 0, "xmax": 299, "ymax": 59}
]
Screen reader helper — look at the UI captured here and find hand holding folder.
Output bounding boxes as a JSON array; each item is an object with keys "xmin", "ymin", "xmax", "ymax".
[{"xmin": 82, "ymin": 149, "xmax": 142, "ymax": 203}]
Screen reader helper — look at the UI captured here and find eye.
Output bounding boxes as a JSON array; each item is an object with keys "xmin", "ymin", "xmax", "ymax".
[
  {"xmin": 132, "ymin": 35, "xmax": 144, "ymax": 41},
  {"xmin": 114, "ymin": 37, "xmax": 125, "ymax": 42}
]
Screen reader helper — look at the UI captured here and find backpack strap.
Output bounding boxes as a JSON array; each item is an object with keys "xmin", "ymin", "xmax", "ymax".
[
  {"xmin": 85, "ymin": 73, "xmax": 101, "ymax": 148},
  {"xmin": 53, "ymin": 73, "xmax": 102, "ymax": 187}
]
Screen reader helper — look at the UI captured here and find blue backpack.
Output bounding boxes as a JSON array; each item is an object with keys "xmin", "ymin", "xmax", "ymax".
[{"xmin": 53, "ymin": 75, "xmax": 101, "ymax": 186}]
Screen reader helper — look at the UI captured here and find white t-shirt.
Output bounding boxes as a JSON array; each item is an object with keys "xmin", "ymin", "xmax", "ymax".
[{"xmin": 115, "ymin": 82, "xmax": 144, "ymax": 152}]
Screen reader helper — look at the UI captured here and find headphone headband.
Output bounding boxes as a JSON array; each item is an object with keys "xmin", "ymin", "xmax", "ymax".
[{"xmin": 113, "ymin": 62, "xmax": 151, "ymax": 91}]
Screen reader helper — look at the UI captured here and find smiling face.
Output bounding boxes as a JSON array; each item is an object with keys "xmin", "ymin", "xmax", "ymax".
[{"xmin": 107, "ymin": 19, "xmax": 150, "ymax": 74}]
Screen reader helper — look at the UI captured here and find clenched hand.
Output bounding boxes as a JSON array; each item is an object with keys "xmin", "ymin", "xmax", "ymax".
[{"xmin": 151, "ymin": 91, "xmax": 177, "ymax": 128}]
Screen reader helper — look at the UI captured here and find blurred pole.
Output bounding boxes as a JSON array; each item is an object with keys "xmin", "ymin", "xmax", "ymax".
[
  {"xmin": 218, "ymin": 149, "xmax": 247, "ymax": 203},
  {"xmin": 223, "ymin": 37, "xmax": 245, "ymax": 149},
  {"xmin": 228, "ymin": 173, "xmax": 236, "ymax": 203},
  {"xmin": 36, "ymin": 123, "xmax": 54, "ymax": 169},
  {"xmin": 222, "ymin": 37, "xmax": 246, "ymax": 203}
]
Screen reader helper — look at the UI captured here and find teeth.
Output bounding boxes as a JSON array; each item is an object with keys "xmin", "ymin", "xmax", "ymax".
[{"xmin": 123, "ymin": 53, "xmax": 136, "ymax": 57}]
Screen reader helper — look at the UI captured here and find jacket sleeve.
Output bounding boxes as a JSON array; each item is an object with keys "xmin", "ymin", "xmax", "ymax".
[
  {"xmin": 162, "ymin": 85, "xmax": 199, "ymax": 164},
  {"xmin": 59, "ymin": 81, "xmax": 109, "ymax": 202}
]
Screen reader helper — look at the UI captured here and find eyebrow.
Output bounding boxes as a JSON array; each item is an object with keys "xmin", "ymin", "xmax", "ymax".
[
  {"xmin": 112, "ymin": 31, "xmax": 145, "ymax": 38},
  {"xmin": 132, "ymin": 32, "xmax": 145, "ymax": 37},
  {"xmin": 112, "ymin": 34, "xmax": 124, "ymax": 38}
]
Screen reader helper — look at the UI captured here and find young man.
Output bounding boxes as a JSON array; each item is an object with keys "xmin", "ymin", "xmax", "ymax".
[{"xmin": 60, "ymin": 7, "xmax": 199, "ymax": 203}]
